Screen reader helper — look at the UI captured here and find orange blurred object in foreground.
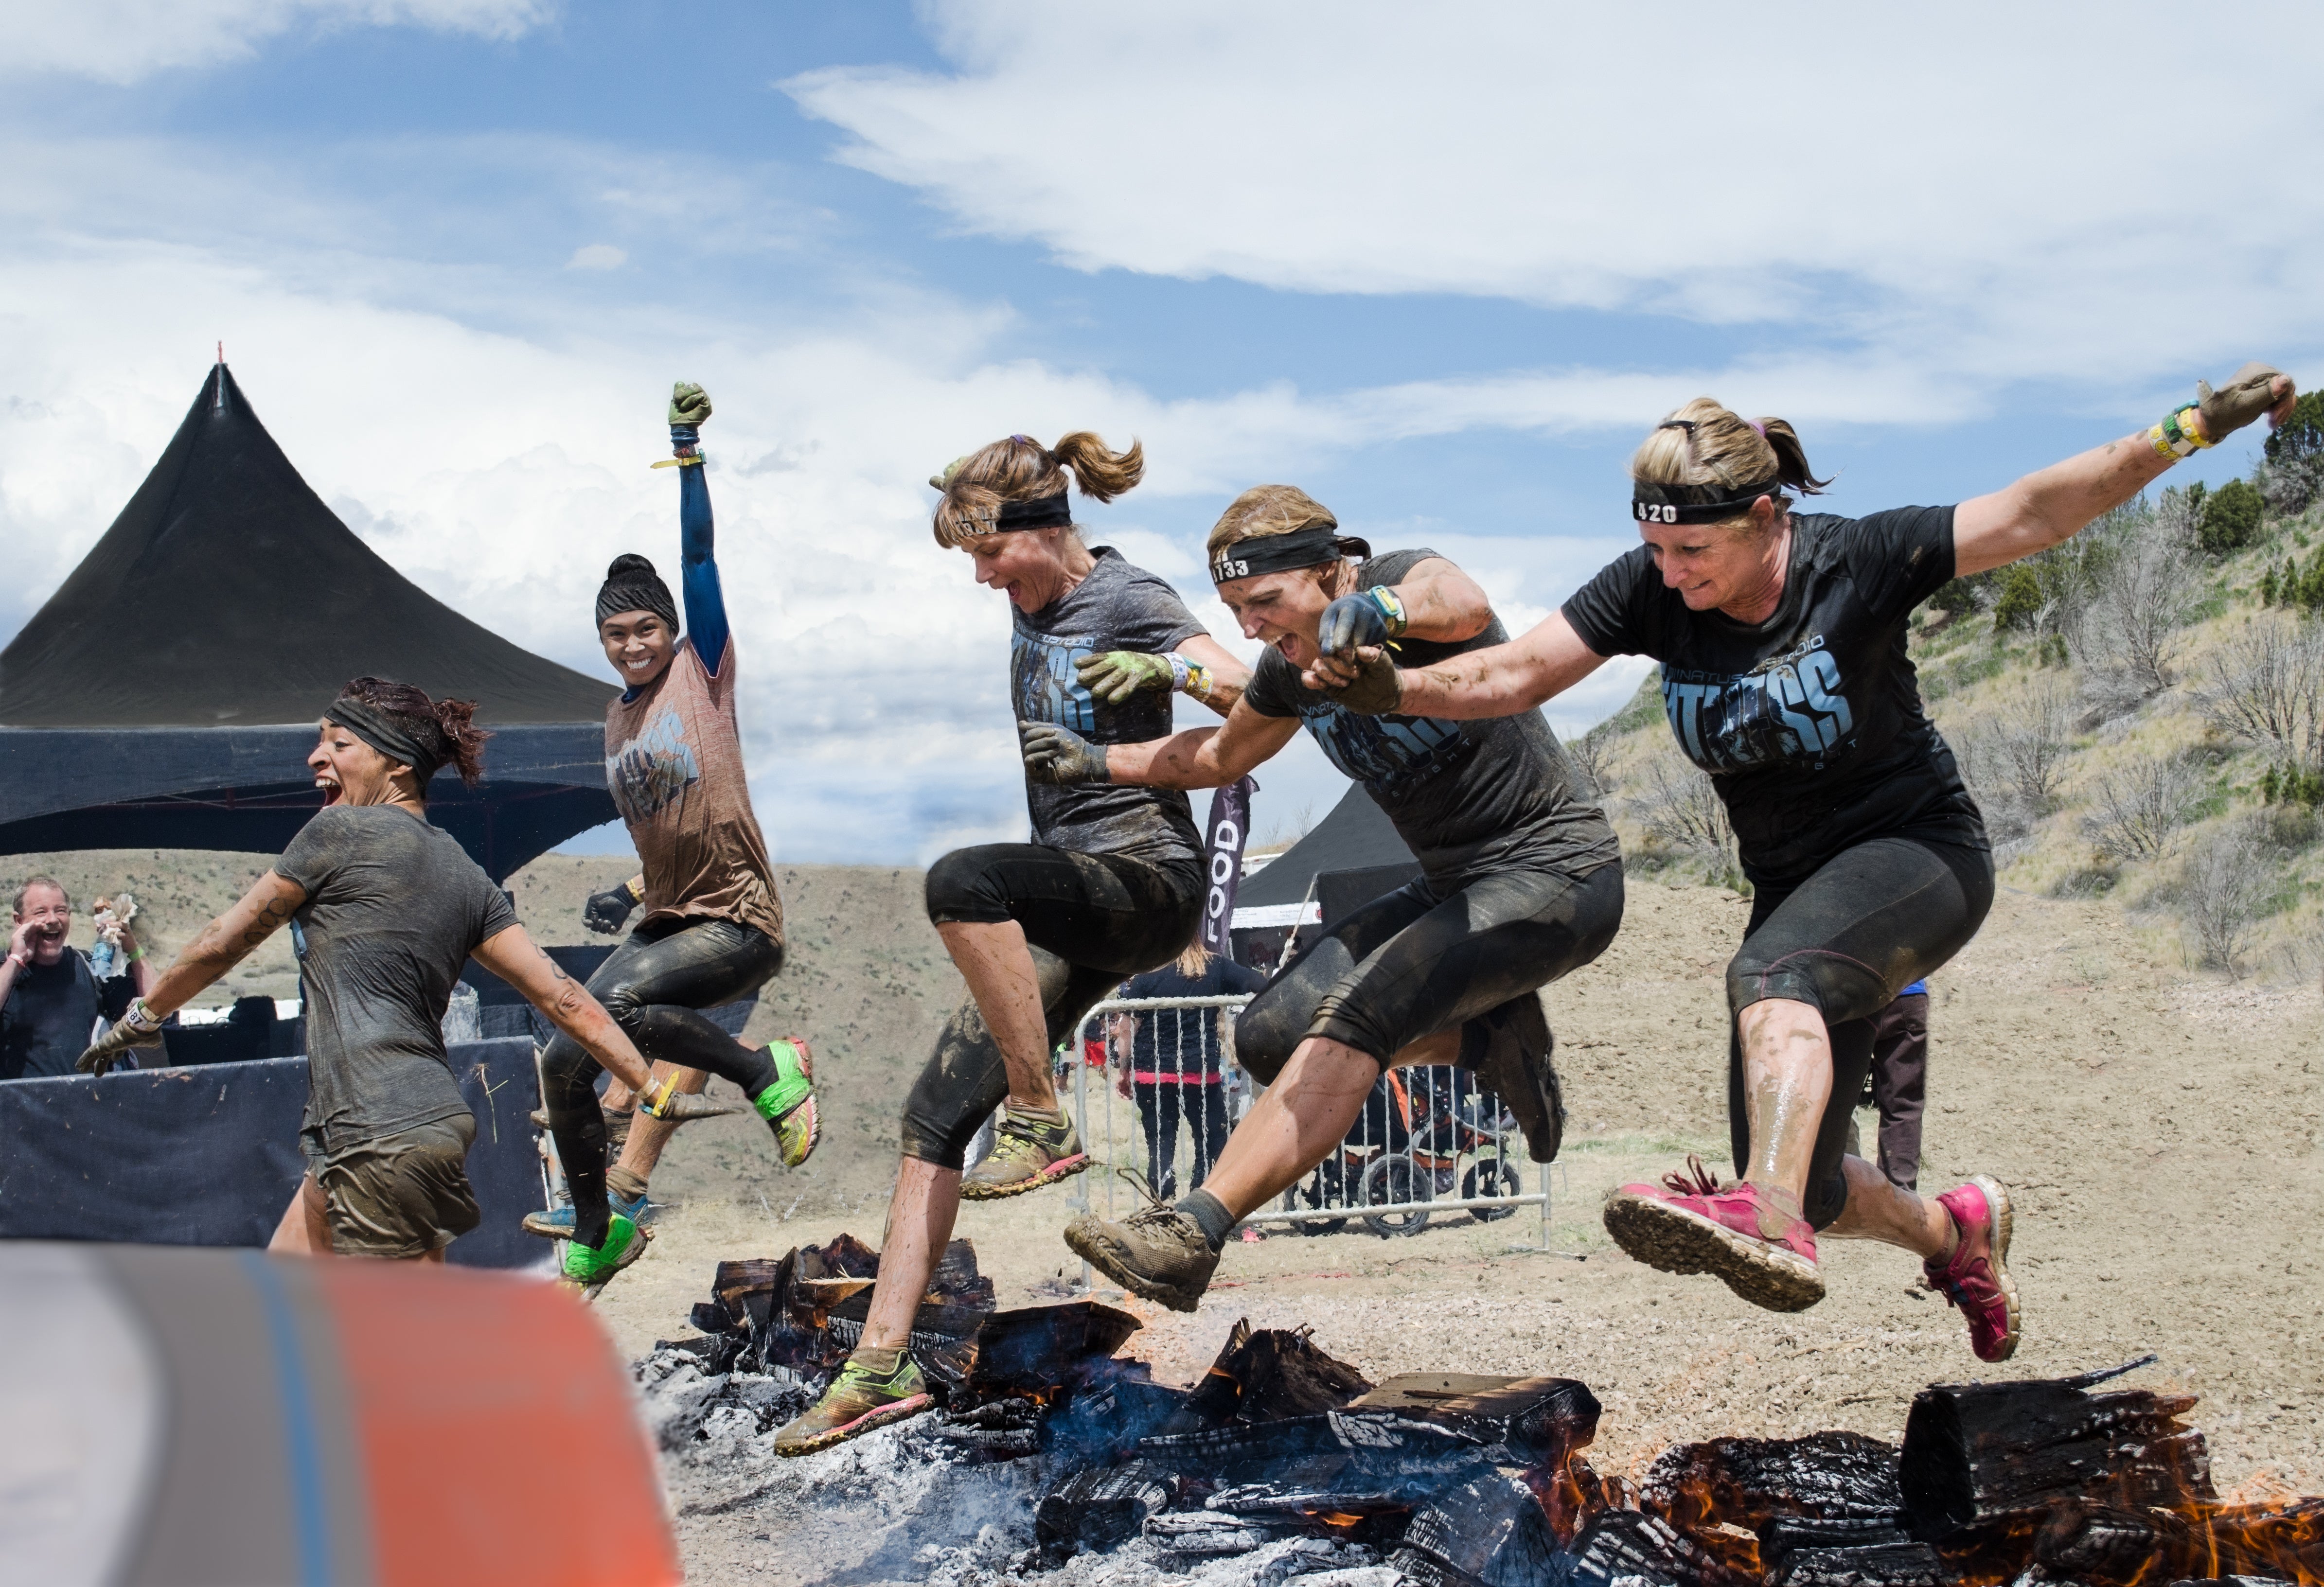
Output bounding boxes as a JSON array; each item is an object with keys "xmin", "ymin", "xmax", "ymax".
[{"xmin": 0, "ymin": 1243, "xmax": 679, "ymax": 1587}]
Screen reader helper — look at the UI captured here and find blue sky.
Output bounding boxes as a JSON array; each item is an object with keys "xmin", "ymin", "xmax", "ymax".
[{"xmin": 4, "ymin": 2, "xmax": 2320, "ymax": 861}]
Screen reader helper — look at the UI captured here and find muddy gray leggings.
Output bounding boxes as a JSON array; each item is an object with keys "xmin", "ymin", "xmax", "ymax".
[
  {"xmin": 899, "ymin": 843, "xmax": 1201, "ymax": 1169},
  {"xmin": 1723, "ymin": 831, "xmax": 1993, "ymax": 1228}
]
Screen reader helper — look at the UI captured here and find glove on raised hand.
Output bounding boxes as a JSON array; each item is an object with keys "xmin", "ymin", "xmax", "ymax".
[
  {"xmin": 583, "ymin": 881, "xmax": 640, "ymax": 936},
  {"xmin": 1318, "ymin": 592, "xmax": 1393, "ymax": 656},
  {"xmin": 1020, "ymin": 720, "xmax": 1110, "ymax": 785},
  {"xmin": 1321, "ymin": 647, "xmax": 1406, "ymax": 717},
  {"xmin": 77, "ymin": 1005, "xmax": 165, "ymax": 1077},
  {"xmin": 1076, "ymin": 651, "xmax": 1174, "ymax": 704},
  {"xmin": 2197, "ymin": 363, "xmax": 2288, "ymax": 442},
  {"xmin": 668, "ymin": 381, "xmax": 713, "ymax": 429}
]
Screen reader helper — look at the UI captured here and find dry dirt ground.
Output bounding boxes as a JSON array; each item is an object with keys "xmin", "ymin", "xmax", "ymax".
[
  {"xmin": 18, "ymin": 849, "xmax": 2320, "ymax": 1579},
  {"xmin": 575, "ymin": 876, "xmax": 2324, "ymax": 1584}
]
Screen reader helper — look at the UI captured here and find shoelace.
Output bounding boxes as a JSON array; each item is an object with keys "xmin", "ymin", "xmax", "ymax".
[
  {"xmin": 1660, "ymin": 1154, "xmax": 1722, "ymax": 1198},
  {"xmin": 989, "ymin": 1111, "xmax": 1070, "ymax": 1164}
]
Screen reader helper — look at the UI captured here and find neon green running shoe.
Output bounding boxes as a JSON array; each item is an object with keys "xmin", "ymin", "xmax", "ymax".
[
  {"xmin": 773, "ymin": 1350, "xmax": 931, "ymax": 1455},
  {"xmin": 959, "ymin": 1104, "xmax": 1087, "ymax": 1200},
  {"xmin": 750, "ymin": 1037, "xmax": 820, "ymax": 1169},
  {"xmin": 558, "ymin": 1213, "xmax": 648, "ymax": 1298}
]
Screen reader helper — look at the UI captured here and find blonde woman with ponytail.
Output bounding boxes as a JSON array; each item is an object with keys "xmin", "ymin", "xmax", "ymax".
[
  {"xmin": 1318, "ymin": 363, "xmax": 2300, "ymax": 1362},
  {"xmin": 774, "ymin": 432, "xmax": 1248, "ymax": 1454}
]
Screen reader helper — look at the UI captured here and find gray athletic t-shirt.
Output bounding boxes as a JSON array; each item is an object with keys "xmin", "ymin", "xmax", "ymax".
[
  {"xmin": 1013, "ymin": 547, "xmax": 1207, "ymax": 882},
  {"xmin": 1242, "ymin": 549, "xmax": 1621, "ymax": 891},
  {"xmin": 275, "ymin": 805, "xmax": 517, "ymax": 1153}
]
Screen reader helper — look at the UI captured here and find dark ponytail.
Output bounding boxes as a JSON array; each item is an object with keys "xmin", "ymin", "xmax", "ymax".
[{"xmin": 333, "ymin": 676, "xmax": 491, "ymax": 786}]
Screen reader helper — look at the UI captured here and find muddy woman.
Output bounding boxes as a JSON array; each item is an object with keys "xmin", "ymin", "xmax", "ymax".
[
  {"xmin": 1310, "ymin": 363, "xmax": 2298, "ymax": 1361},
  {"xmin": 532, "ymin": 382, "xmax": 818, "ymax": 1292},
  {"xmin": 773, "ymin": 432, "xmax": 1249, "ymax": 1453},
  {"xmin": 77, "ymin": 678, "xmax": 667, "ymax": 1266},
  {"xmin": 1023, "ymin": 486, "xmax": 1623, "ymax": 1312}
]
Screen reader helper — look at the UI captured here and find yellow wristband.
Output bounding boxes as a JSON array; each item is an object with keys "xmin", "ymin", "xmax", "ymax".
[
  {"xmin": 650, "ymin": 454, "xmax": 707, "ymax": 469},
  {"xmin": 2176, "ymin": 403, "xmax": 2214, "ymax": 449}
]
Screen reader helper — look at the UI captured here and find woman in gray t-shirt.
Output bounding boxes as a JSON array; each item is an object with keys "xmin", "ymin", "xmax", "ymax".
[{"xmin": 79, "ymin": 677, "xmax": 666, "ymax": 1269}]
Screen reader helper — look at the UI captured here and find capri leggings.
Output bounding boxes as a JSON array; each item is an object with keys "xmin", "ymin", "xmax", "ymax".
[
  {"xmin": 1723, "ymin": 829, "xmax": 1994, "ymax": 1229},
  {"xmin": 900, "ymin": 843, "xmax": 1202, "ymax": 1169},
  {"xmin": 1235, "ymin": 861, "xmax": 1625, "ymax": 1082},
  {"xmin": 541, "ymin": 916, "xmax": 781, "ymax": 1245}
]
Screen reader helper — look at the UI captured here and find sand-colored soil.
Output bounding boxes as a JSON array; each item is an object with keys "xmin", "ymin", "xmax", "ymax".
[{"xmin": 580, "ymin": 876, "xmax": 2324, "ymax": 1583}]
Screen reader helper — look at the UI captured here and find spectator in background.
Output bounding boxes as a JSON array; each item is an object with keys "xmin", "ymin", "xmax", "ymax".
[
  {"xmin": 1867, "ymin": 980, "xmax": 1930, "ymax": 1191},
  {"xmin": 1112, "ymin": 942, "xmax": 1266, "ymax": 1198},
  {"xmin": 1, "ymin": 878, "xmax": 154, "ymax": 1081}
]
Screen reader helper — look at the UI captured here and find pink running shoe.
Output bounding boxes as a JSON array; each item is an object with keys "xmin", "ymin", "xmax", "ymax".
[
  {"xmin": 1926, "ymin": 1175, "xmax": 2020, "ymax": 1362},
  {"xmin": 1602, "ymin": 1156, "xmax": 1825, "ymax": 1312}
]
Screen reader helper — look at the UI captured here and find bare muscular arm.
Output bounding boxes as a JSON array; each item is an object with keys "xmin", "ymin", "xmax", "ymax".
[
  {"xmin": 1098, "ymin": 699, "xmax": 1302, "ymax": 790},
  {"xmin": 139, "ymin": 870, "xmax": 308, "ymax": 1019},
  {"xmin": 470, "ymin": 924, "xmax": 654, "ymax": 1093},
  {"xmin": 1177, "ymin": 634, "xmax": 1253, "ymax": 716},
  {"xmin": 1377, "ymin": 609, "xmax": 1614, "ymax": 722}
]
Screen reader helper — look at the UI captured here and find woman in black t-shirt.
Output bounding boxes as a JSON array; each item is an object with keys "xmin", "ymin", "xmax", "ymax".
[
  {"xmin": 1022, "ymin": 484, "xmax": 1621, "ymax": 1314},
  {"xmin": 1315, "ymin": 364, "xmax": 2297, "ymax": 1361}
]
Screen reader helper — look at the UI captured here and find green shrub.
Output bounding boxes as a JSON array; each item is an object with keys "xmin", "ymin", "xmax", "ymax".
[
  {"xmin": 2260, "ymin": 762, "xmax": 2324, "ymax": 810},
  {"xmin": 2197, "ymin": 477, "xmax": 2265, "ymax": 555},
  {"xmin": 1991, "ymin": 564, "xmax": 2045, "ymax": 631},
  {"xmin": 1927, "ymin": 572, "xmax": 1988, "ymax": 618},
  {"xmin": 2263, "ymin": 389, "xmax": 2324, "ymax": 469}
]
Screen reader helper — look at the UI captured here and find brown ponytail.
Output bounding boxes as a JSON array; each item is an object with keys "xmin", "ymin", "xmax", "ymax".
[
  {"xmin": 335, "ymin": 676, "xmax": 491, "ymax": 786},
  {"xmin": 928, "ymin": 431, "xmax": 1144, "ymax": 549},
  {"xmin": 1630, "ymin": 398, "xmax": 1830, "ymax": 527}
]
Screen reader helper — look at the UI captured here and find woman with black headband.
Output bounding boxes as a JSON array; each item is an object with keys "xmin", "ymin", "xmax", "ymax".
[
  {"xmin": 1020, "ymin": 484, "xmax": 1622, "ymax": 1313},
  {"xmin": 773, "ymin": 431, "xmax": 1248, "ymax": 1454},
  {"xmin": 532, "ymin": 382, "xmax": 817, "ymax": 1291},
  {"xmin": 78, "ymin": 677, "xmax": 668, "ymax": 1266},
  {"xmin": 1309, "ymin": 365, "xmax": 2297, "ymax": 1361}
]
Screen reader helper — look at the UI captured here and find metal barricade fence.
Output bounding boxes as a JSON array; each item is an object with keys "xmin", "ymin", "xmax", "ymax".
[{"xmin": 1052, "ymin": 993, "xmax": 1552, "ymax": 1253}]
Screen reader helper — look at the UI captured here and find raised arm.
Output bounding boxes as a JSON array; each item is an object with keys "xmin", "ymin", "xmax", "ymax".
[
  {"xmin": 1020, "ymin": 698, "xmax": 1301, "ymax": 792},
  {"xmin": 1328, "ymin": 609, "xmax": 1613, "ymax": 722},
  {"xmin": 77, "ymin": 871, "xmax": 307, "ymax": 1073},
  {"xmin": 1953, "ymin": 363, "xmax": 2295, "ymax": 577},
  {"xmin": 470, "ymin": 923, "xmax": 655, "ymax": 1093},
  {"xmin": 669, "ymin": 382, "xmax": 729, "ymax": 673}
]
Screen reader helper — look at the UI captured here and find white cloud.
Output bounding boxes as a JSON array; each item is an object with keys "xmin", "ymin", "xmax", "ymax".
[
  {"xmin": 0, "ymin": 0, "xmax": 553, "ymax": 83},
  {"xmin": 789, "ymin": 2, "xmax": 2324, "ymax": 394},
  {"xmin": 566, "ymin": 243, "xmax": 626, "ymax": 271}
]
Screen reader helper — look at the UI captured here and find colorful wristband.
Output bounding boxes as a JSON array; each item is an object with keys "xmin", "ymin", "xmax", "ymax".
[
  {"xmin": 622, "ymin": 877, "xmax": 644, "ymax": 903},
  {"xmin": 2149, "ymin": 404, "xmax": 2209, "ymax": 461},
  {"xmin": 1365, "ymin": 586, "xmax": 1409, "ymax": 638},
  {"xmin": 123, "ymin": 997, "xmax": 164, "ymax": 1037},
  {"xmin": 1169, "ymin": 655, "xmax": 1214, "ymax": 701}
]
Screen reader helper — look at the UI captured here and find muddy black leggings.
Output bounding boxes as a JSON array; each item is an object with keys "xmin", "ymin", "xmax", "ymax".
[
  {"xmin": 1234, "ymin": 862, "xmax": 1625, "ymax": 1081},
  {"xmin": 1723, "ymin": 830, "xmax": 1993, "ymax": 1229},
  {"xmin": 900, "ymin": 843, "xmax": 1202, "ymax": 1169},
  {"xmin": 541, "ymin": 916, "xmax": 782, "ymax": 1246}
]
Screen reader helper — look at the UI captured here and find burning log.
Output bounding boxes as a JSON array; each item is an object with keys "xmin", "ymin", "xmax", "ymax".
[
  {"xmin": 1347, "ymin": 1373, "xmax": 1601, "ymax": 1468},
  {"xmin": 1186, "ymin": 1320, "xmax": 1375, "ymax": 1424},
  {"xmin": 1561, "ymin": 1509, "xmax": 1752, "ymax": 1587},
  {"xmin": 1764, "ymin": 1539, "xmax": 1946, "ymax": 1587},
  {"xmin": 1642, "ymin": 1430, "xmax": 1905, "ymax": 1537},
  {"xmin": 959, "ymin": 1299, "xmax": 1142, "ymax": 1401},
  {"xmin": 1144, "ymin": 1511, "xmax": 1324, "ymax": 1556},
  {"xmin": 2032, "ymin": 1495, "xmax": 2324, "ymax": 1583},
  {"xmin": 1389, "ymin": 1464, "xmax": 1566, "ymax": 1587},
  {"xmin": 1034, "ymin": 1458, "xmax": 1179, "ymax": 1560},
  {"xmin": 1899, "ymin": 1356, "xmax": 2216, "ymax": 1551}
]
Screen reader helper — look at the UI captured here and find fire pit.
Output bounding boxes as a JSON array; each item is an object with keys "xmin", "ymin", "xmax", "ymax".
[{"xmin": 635, "ymin": 1239, "xmax": 2324, "ymax": 1587}]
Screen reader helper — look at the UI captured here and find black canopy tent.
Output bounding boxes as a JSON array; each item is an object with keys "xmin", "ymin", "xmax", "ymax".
[
  {"xmin": 1230, "ymin": 784, "xmax": 1421, "ymax": 955},
  {"xmin": 0, "ymin": 363, "xmax": 618, "ymax": 879}
]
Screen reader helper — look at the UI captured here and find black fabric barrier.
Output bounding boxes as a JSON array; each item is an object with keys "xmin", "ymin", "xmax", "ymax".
[{"xmin": 0, "ymin": 1038, "xmax": 545, "ymax": 1268}]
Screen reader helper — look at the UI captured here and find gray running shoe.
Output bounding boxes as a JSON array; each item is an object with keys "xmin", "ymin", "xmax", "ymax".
[
  {"xmin": 961, "ymin": 1106, "xmax": 1088, "ymax": 1199},
  {"xmin": 1064, "ymin": 1204, "xmax": 1219, "ymax": 1313},
  {"xmin": 1464, "ymin": 994, "xmax": 1565, "ymax": 1163}
]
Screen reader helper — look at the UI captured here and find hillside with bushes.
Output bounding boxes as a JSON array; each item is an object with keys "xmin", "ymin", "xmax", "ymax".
[{"xmin": 1571, "ymin": 391, "xmax": 2324, "ymax": 981}]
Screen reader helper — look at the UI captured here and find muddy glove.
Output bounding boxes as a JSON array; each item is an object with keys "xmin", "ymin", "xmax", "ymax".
[
  {"xmin": 1075, "ymin": 651, "xmax": 1175, "ymax": 704},
  {"xmin": 668, "ymin": 382, "xmax": 712, "ymax": 429},
  {"xmin": 2196, "ymin": 362, "xmax": 2290, "ymax": 443},
  {"xmin": 1321, "ymin": 647, "xmax": 1406, "ymax": 717},
  {"xmin": 77, "ymin": 998, "xmax": 167, "ymax": 1076},
  {"xmin": 1020, "ymin": 720, "xmax": 1110, "ymax": 785},
  {"xmin": 1319, "ymin": 588, "xmax": 1404, "ymax": 657},
  {"xmin": 584, "ymin": 877, "xmax": 643, "ymax": 935}
]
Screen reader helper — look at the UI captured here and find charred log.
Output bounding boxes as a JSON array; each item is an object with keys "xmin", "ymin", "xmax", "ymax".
[
  {"xmin": 928, "ymin": 1397, "xmax": 1045, "ymax": 1461},
  {"xmin": 1561, "ymin": 1509, "xmax": 1753, "ymax": 1587},
  {"xmin": 1900, "ymin": 1356, "xmax": 2216, "ymax": 1546},
  {"xmin": 1641, "ymin": 1431, "xmax": 1904, "ymax": 1537},
  {"xmin": 1388, "ymin": 1464, "xmax": 1564, "ymax": 1587},
  {"xmin": 962, "ymin": 1299, "xmax": 1141, "ymax": 1400},
  {"xmin": 1143, "ymin": 1511, "xmax": 1324, "ymax": 1555},
  {"xmin": 1033, "ymin": 1458, "xmax": 1178, "ymax": 1560},
  {"xmin": 1348, "ymin": 1374, "xmax": 1599, "ymax": 1467},
  {"xmin": 1185, "ymin": 1320, "xmax": 1374, "ymax": 1425},
  {"xmin": 2033, "ymin": 1496, "xmax": 2324, "ymax": 1583},
  {"xmin": 1765, "ymin": 1541, "xmax": 1947, "ymax": 1587}
]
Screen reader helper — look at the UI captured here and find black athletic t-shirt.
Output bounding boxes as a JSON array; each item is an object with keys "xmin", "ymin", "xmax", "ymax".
[
  {"xmin": 1014, "ymin": 547, "xmax": 1207, "ymax": 883},
  {"xmin": 0, "ymin": 950, "xmax": 125, "ymax": 1081},
  {"xmin": 275, "ymin": 804, "xmax": 518, "ymax": 1153},
  {"xmin": 1561, "ymin": 507, "xmax": 1986, "ymax": 886},
  {"xmin": 1243, "ymin": 549, "xmax": 1621, "ymax": 890}
]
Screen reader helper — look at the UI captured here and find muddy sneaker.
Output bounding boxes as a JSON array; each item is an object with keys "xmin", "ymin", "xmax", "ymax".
[
  {"xmin": 1463, "ymin": 994, "xmax": 1564, "ymax": 1163},
  {"xmin": 746, "ymin": 1039, "xmax": 820, "ymax": 1169},
  {"xmin": 522, "ymin": 1183, "xmax": 650, "ymax": 1240},
  {"xmin": 557, "ymin": 1213, "xmax": 648, "ymax": 1298},
  {"xmin": 774, "ymin": 1350, "xmax": 932, "ymax": 1455},
  {"xmin": 1064, "ymin": 1204, "xmax": 1219, "ymax": 1313},
  {"xmin": 1603, "ymin": 1157, "xmax": 1824, "ymax": 1312},
  {"xmin": 1925, "ymin": 1175, "xmax": 2020, "ymax": 1362},
  {"xmin": 960, "ymin": 1104, "xmax": 1088, "ymax": 1200}
]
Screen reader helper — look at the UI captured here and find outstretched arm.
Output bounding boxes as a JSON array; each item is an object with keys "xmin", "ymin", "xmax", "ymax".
[
  {"xmin": 1335, "ymin": 610, "xmax": 1613, "ymax": 723},
  {"xmin": 1075, "ymin": 633, "xmax": 1256, "ymax": 718},
  {"xmin": 669, "ymin": 382, "xmax": 729, "ymax": 674},
  {"xmin": 1021, "ymin": 699, "xmax": 1301, "ymax": 791},
  {"xmin": 471, "ymin": 924, "xmax": 654, "ymax": 1093},
  {"xmin": 1954, "ymin": 364, "xmax": 2296, "ymax": 576},
  {"xmin": 78, "ymin": 871, "xmax": 306, "ymax": 1073}
]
